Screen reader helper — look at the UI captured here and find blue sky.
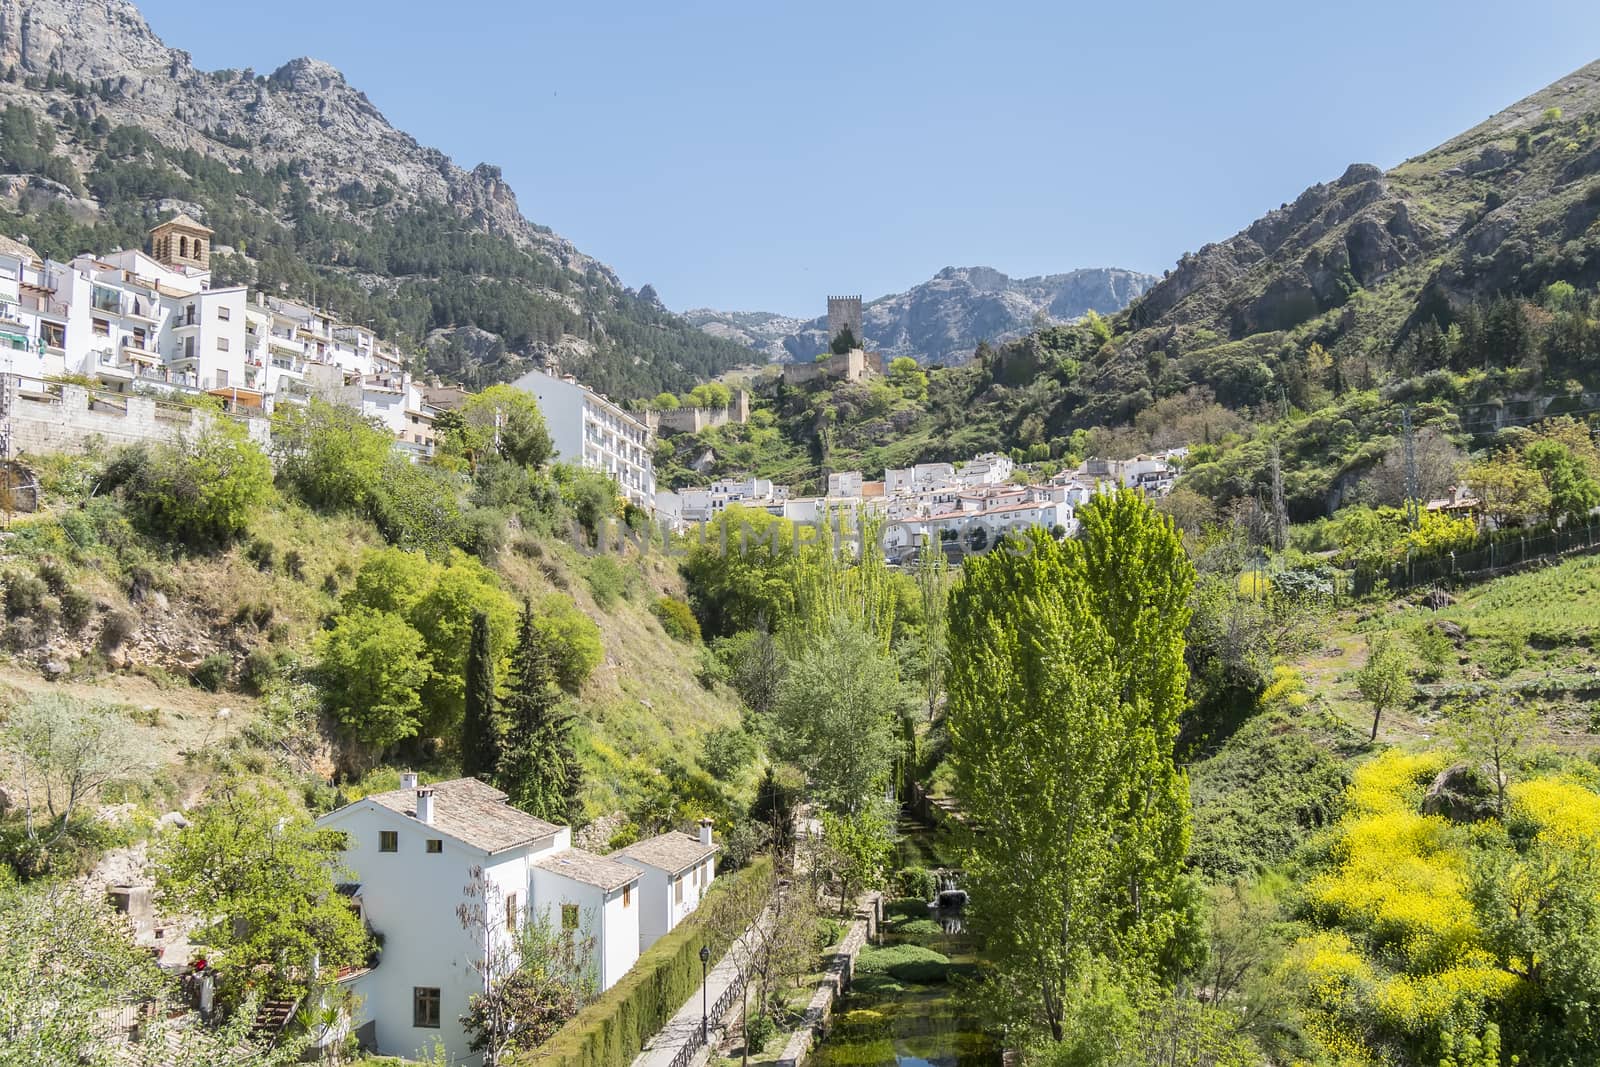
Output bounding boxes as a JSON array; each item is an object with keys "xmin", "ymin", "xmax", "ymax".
[{"xmin": 137, "ymin": 0, "xmax": 1600, "ymax": 317}]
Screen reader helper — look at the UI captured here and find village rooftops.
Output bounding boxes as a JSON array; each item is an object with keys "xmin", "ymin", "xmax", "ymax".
[
  {"xmin": 535, "ymin": 848, "xmax": 641, "ymax": 891},
  {"xmin": 364, "ymin": 777, "xmax": 562, "ymax": 854},
  {"xmin": 613, "ymin": 830, "xmax": 719, "ymax": 875}
]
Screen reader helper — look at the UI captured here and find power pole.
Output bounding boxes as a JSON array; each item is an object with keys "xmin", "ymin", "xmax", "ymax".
[
  {"xmin": 1269, "ymin": 443, "xmax": 1288, "ymax": 552},
  {"xmin": 1402, "ymin": 405, "xmax": 1419, "ymax": 528}
]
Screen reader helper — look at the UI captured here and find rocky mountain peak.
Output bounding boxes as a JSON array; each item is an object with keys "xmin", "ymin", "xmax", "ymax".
[{"xmin": 267, "ymin": 57, "xmax": 347, "ymax": 93}]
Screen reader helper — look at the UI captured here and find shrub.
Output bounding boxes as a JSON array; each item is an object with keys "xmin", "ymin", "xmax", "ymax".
[
  {"xmin": 100, "ymin": 609, "xmax": 139, "ymax": 649},
  {"xmin": 1407, "ymin": 623, "xmax": 1455, "ymax": 681},
  {"xmin": 35, "ymin": 560, "xmax": 70, "ymax": 596},
  {"xmin": 651, "ymin": 597, "xmax": 700, "ymax": 643},
  {"xmin": 239, "ymin": 648, "xmax": 280, "ymax": 695},
  {"xmin": 855, "ymin": 943, "xmax": 950, "ymax": 984},
  {"xmin": 283, "ymin": 549, "xmax": 306, "ymax": 581},
  {"xmin": 245, "ymin": 538, "xmax": 277, "ymax": 572},
  {"xmin": 59, "ymin": 588, "xmax": 94, "ymax": 633},
  {"xmin": 896, "ymin": 865, "xmax": 939, "ymax": 901},
  {"xmin": 121, "ymin": 420, "xmax": 274, "ymax": 548},
  {"xmin": 536, "ymin": 593, "xmax": 603, "ymax": 693},
  {"xmin": 586, "ymin": 556, "xmax": 627, "ymax": 610},
  {"xmin": 700, "ymin": 726, "xmax": 758, "ymax": 781},
  {"xmin": 744, "ymin": 1011, "xmax": 776, "ymax": 1053},
  {"xmin": 191, "ymin": 653, "xmax": 231, "ymax": 693},
  {"xmin": 4, "ymin": 572, "xmax": 47, "ymax": 618}
]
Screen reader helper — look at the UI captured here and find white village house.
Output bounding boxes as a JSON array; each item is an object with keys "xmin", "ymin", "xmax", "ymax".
[
  {"xmin": 612, "ymin": 823, "xmax": 720, "ymax": 951},
  {"xmin": 317, "ymin": 776, "xmax": 718, "ymax": 1064}
]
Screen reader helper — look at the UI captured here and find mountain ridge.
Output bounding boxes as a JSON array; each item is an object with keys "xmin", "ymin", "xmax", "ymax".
[
  {"xmin": 0, "ymin": 0, "xmax": 759, "ymax": 397},
  {"xmin": 688, "ymin": 264, "xmax": 1156, "ymax": 364}
]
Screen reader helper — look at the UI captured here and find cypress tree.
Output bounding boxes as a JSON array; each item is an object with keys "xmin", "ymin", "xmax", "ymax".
[
  {"xmin": 460, "ymin": 611, "xmax": 499, "ymax": 779},
  {"xmin": 497, "ymin": 600, "xmax": 581, "ymax": 822}
]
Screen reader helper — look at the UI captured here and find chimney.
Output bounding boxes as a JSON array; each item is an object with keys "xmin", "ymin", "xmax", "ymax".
[
  {"xmin": 399, "ymin": 771, "xmax": 418, "ymax": 791},
  {"xmin": 698, "ymin": 818, "xmax": 713, "ymax": 847},
  {"xmin": 416, "ymin": 788, "xmax": 435, "ymax": 826}
]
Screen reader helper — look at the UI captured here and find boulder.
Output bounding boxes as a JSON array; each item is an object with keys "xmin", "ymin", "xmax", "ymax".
[
  {"xmin": 1436, "ymin": 620, "xmax": 1466, "ymax": 645},
  {"xmin": 1421, "ymin": 763, "xmax": 1500, "ymax": 823}
]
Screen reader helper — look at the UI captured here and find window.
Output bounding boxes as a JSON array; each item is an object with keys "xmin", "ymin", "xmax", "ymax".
[
  {"xmin": 506, "ymin": 892, "xmax": 519, "ymax": 932},
  {"xmin": 92, "ymin": 318, "xmax": 110, "ymax": 337},
  {"xmin": 561, "ymin": 903, "xmax": 579, "ymax": 932},
  {"xmin": 217, "ymin": 305, "xmax": 231, "ymax": 321},
  {"xmin": 674, "ymin": 876, "xmax": 683, "ymax": 905},
  {"xmin": 42, "ymin": 322, "xmax": 64, "ymax": 348},
  {"xmin": 216, "ymin": 369, "xmax": 228, "ymax": 387},
  {"xmin": 426, "ymin": 839, "xmax": 442, "ymax": 854},
  {"xmin": 216, "ymin": 336, "xmax": 229, "ymax": 352},
  {"xmin": 183, "ymin": 336, "xmax": 195, "ymax": 359},
  {"xmin": 379, "ymin": 831, "xmax": 398, "ymax": 853},
  {"xmin": 413, "ymin": 987, "xmax": 440, "ymax": 1029},
  {"xmin": 622, "ymin": 883, "xmax": 631, "ymax": 908}
]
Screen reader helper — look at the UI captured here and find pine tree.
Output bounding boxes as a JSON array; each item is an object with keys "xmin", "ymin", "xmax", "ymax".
[
  {"xmin": 460, "ymin": 611, "xmax": 499, "ymax": 779},
  {"xmin": 496, "ymin": 601, "xmax": 581, "ymax": 823}
]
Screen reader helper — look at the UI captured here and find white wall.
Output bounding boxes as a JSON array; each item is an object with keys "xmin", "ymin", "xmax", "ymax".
[
  {"xmin": 318, "ymin": 802, "xmax": 564, "ymax": 1066},
  {"xmin": 614, "ymin": 856, "xmax": 718, "ymax": 951},
  {"xmin": 529, "ymin": 869, "xmax": 639, "ymax": 991}
]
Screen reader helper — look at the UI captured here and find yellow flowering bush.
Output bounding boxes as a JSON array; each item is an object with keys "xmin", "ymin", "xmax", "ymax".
[
  {"xmin": 1508, "ymin": 776, "xmax": 1600, "ymax": 848},
  {"xmin": 1373, "ymin": 959, "xmax": 1518, "ymax": 1036}
]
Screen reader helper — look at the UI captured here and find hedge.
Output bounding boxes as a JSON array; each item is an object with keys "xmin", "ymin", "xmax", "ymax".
[{"xmin": 522, "ymin": 856, "xmax": 774, "ymax": 1067}]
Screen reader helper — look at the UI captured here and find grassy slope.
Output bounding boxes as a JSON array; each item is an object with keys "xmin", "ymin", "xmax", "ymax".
[
  {"xmin": 1286, "ymin": 552, "xmax": 1600, "ymax": 751},
  {"xmin": 0, "ymin": 477, "xmax": 745, "ymax": 826}
]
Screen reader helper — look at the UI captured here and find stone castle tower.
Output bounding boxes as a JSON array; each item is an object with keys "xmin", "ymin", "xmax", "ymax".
[
  {"xmin": 827, "ymin": 295, "xmax": 863, "ymax": 349},
  {"xmin": 148, "ymin": 213, "xmax": 213, "ymax": 272}
]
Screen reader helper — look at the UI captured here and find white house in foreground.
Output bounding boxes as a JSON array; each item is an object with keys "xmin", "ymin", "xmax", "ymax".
[
  {"xmin": 317, "ymin": 777, "xmax": 642, "ymax": 1065},
  {"xmin": 612, "ymin": 823, "xmax": 720, "ymax": 951}
]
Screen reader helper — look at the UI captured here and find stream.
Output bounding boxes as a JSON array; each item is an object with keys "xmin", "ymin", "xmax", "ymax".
[{"xmin": 807, "ymin": 817, "xmax": 1000, "ymax": 1067}]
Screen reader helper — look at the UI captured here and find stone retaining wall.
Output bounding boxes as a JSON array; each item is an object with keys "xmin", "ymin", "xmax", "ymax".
[{"xmin": 774, "ymin": 893, "xmax": 881, "ymax": 1067}]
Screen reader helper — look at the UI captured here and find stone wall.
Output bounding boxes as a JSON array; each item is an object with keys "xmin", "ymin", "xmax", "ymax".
[
  {"xmin": 8, "ymin": 382, "xmax": 272, "ymax": 457},
  {"xmin": 648, "ymin": 390, "xmax": 752, "ymax": 435},
  {"xmin": 774, "ymin": 893, "xmax": 881, "ymax": 1067}
]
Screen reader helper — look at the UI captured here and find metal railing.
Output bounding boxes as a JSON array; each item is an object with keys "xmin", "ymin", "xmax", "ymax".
[
  {"xmin": 665, "ymin": 969, "xmax": 747, "ymax": 1067},
  {"xmin": 1349, "ymin": 522, "xmax": 1600, "ymax": 597}
]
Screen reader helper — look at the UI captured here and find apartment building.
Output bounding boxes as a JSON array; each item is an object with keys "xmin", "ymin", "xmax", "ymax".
[{"xmin": 512, "ymin": 366, "xmax": 656, "ymax": 510}]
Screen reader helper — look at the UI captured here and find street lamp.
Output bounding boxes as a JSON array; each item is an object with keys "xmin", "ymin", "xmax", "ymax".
[{"xmin": 699, "ymin": 944, "xmax": 711, "ymax": 1043}]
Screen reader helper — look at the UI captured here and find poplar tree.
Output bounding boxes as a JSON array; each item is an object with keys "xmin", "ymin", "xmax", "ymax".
[
  {"xmin": 461, "ymin": 611, "xmax": 499, "ymax": 779},
  {"xmin": 946, "ymin": 490, "xmax": 1194, "ymax": 1041},
  {"xmin": 497, "ymin": 600, "xmax": 581, "ymax": 823}
]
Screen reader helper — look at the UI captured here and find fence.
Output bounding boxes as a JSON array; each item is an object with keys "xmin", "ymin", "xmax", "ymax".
[{"xmin": 1349, "ymin": 522, "xmax": 1600, "ymax": 597}]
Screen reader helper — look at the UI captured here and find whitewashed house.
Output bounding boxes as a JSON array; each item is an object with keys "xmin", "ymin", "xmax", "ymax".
[
  {"xmin": 316, "ymin": 776, "xmax": 640, "ymax": 1065},
  {"xmin": 611, "ymin": 823, "xmax": 720, "ymax": 951}
]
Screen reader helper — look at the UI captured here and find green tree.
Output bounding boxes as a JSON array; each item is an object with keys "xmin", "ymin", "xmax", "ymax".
[
  {"xmin": 1468, "ymin": 453, "xmax": 1552, "ymax": 529},
  {"xmin": 1524, "ymin": 439, "xmax": 1600, "ymax": 525},
  {"xmin": 1, "ymin": 694, "xmax": 147, "ymax": 856},
  {"xmin": 689, "ymin": 382, "xmax": 733, "ymax": 409},
  {"xmin": 683, "ymin": 505, "xmax": 807, "ymax": 638},
  {"xmin": 1448, "ymin": 696, "xmax": 1537, "ymax": 816},
  {"xmin": 122, "ymin": 419, "xmax": 274, "ymax": 547},
  {"xmin": 774, "ymin": 612, "xmax": 908, "ymax": 816},
  {"xmin": 946, "ymin": 491, "xmax": 1194, "ymax": 1041},
  {"xmin": 816, "ymin": 809, "xmax": 894, "ymax": 915},
  {"xmin": 153, "ymin": 779, "xmax": 371, "ymax": 1005},
  {"xmin": 651, "ymin": 391, "xmax": 680, "ymax": 411},
  {"xmin": 0, "ymin": 880, "xmax": 163, "ymax": 1064},
  {"xmin": 457, "ymin": 384, "xmax": 554, "ymax": 469},
  {"xmin": 1356, "ymin": 634, "xmax": 1413, "ymax": 742},
  {"xmin": 461, "ymin": 610, "xmax": 501, "ymax": 779},
  {"xmin": 497, "ymin": 600, "xmax": 582, "ymax": 823},
  {"xmin": 409, "ymin": 554, "xmax": 518, "ymax": 738},
  {"xmin": 370, "ymin": 455, "xmax": 466, "ymax": 558},
  {"xmin": 270, "ymin": 397, "xmax": 393, "ymax": 511},
  {"xmin": 317, "ymin": 607, "xmax": 430, "ymax": 749}
]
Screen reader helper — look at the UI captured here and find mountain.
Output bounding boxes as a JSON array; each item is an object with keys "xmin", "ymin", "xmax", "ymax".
[
  {"xmin": 1117, "ymin": 58, "xmax": 1600, "ymax": 365},
  {"xmin": 687, "ymin": 265, "xmax": 1156, "ymax": 365},
  {"xmin": 0, "ymin": 0, "xmax": 755, "ymax": 397}
]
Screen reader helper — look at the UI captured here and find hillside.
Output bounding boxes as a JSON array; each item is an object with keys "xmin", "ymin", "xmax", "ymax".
[
  {"xmin": 677, "ymin": 60, "xmax": 1600, "ymax": 515},
  {"xmin": 687, "ymin": 264, "xmax": 1155, "ymax": 365},
  {"xmin": 0, "ymin": 0, "xmax": 756, "ymax": 397}
]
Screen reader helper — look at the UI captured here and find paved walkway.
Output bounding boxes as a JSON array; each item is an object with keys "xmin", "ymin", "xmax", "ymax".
[{"xmin": 632, "ymin": 909, "xmax": 770, "ymax": 1067}]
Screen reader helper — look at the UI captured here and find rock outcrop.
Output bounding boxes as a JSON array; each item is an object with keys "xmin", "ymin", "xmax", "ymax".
[{"xmin": 688, "ymin": 265, "xmax": 1157, "ymax": 364}]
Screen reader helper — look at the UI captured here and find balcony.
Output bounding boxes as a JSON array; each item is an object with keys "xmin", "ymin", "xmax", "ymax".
[{"xmin": 121, "ymin": 341, "xmax": 160, "ymax": 366}]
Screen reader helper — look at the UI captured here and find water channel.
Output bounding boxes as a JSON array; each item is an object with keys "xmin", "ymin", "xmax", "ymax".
[{"xmin": 807, "ymin": 817, "xmax": 999, "ymax": 1067}]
